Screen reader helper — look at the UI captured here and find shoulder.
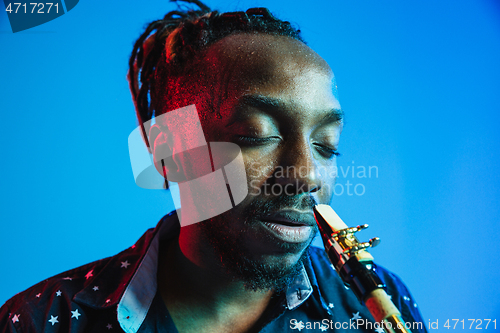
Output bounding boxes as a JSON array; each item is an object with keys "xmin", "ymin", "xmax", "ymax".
[
  {"xmin": 0, "ymin": 215, "xmax": 172, "ymax": 333},
  {"xmin": 0, "ymin": 219, "xmax": 164, "ymax": 333},
  {"xmin": 0, "ymin": 256, "xmax": 112, "ymax": 332}
]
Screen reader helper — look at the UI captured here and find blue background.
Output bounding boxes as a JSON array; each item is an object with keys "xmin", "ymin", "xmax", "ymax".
[{"xmin": 1, "ymin": 0, "xmax": 499, "ymax": 331}]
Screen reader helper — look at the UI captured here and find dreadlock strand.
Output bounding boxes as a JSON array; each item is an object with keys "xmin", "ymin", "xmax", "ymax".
[{"xmin": 128, "ymin": 20, "xmax": 162, "ymax": 105}]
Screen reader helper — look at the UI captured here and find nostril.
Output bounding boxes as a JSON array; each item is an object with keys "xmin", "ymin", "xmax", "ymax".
[{"xmin": 309, "ymin": 185, "xmax": 320, "ymax": 193}]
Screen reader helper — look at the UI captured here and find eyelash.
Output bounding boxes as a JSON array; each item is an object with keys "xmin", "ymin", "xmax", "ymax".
[
  {"xmin": 236, "ymin": 136, "xmax": 280, "ymax": 145},
  {"xmin": 236, "ymin": 136, "xmax": 341, "ymax": 158},
  {"xmin": 314, "ymin": 143, "xmax": 341, "ymax": 159}
]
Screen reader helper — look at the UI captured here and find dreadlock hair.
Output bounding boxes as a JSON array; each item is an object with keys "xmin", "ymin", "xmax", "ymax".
[{"xmin": 128, "ymin": 0, "xmax": 303, "ymax": 150}]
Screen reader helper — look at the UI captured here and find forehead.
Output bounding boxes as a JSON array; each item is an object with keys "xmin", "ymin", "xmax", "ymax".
[
  {"xmin": 204, "ymin": 33, "xmax": 333, "ymax": 85},
  {"xmin": 210, "ymin": 33, "xmax": 325, "ymax": 61},
  {"xmin": 198, "ymin": 33, "xmax": 340, "ymax": 125}
]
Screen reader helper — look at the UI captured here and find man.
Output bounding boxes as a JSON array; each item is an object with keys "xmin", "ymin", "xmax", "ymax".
[{"xmin": 1, "ymin": 1, "xmax": 426, "ymax": 332}]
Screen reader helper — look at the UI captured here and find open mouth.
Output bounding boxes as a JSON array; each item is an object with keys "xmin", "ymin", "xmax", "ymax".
[
  {"xmin": 258, "ymin": 209, "xmax": 316, "ymax": 243},
  {"xmin": 261, "ymin": 220, "xmax": 313, "ymax": 243}
]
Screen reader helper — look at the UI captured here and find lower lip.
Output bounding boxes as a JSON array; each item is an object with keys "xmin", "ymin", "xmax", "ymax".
[{"xmin": 261, "ymin": 222, "xmax": 313, "ymax": 243}]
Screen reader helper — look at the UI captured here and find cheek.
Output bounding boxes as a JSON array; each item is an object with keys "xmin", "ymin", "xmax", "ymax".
[
  {"xmin": 319, "ymin": 159, "xmax": 338, "ymax": 180},
  {"xmin": 243, "ymin": 152, "xmax": 277, "ymax": 194},
  {"xmin": 317, "ymin": 161, "xmax": 338, "ymax": 201}
]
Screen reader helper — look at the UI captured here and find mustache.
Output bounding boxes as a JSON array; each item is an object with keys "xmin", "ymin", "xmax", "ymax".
[{"xmin": 244, "ymin": 194, "xmax": 318, "ymax": 219}]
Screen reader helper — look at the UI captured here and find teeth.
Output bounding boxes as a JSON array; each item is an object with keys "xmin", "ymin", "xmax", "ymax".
[
  {"xmin": 264, "ymin": 222, "xmax": 307, "ymax": 235},
  {"xmin": 261, "ymin": 222, "xmax": 312, "ymax": 243},
  {"xmin": 265, "ymin": 223, "xmax": 293, "ymax": 236}
]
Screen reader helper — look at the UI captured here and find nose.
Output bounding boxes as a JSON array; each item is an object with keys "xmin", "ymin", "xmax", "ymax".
[{"xmin": 272, "ymin": 137, "xmax": 323, "ymax": 195}]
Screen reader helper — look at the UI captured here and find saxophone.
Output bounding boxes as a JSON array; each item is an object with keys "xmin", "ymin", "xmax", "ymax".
[{"xmin": 314, "ymin": 204, "xmax": 412, "ymax": 333}]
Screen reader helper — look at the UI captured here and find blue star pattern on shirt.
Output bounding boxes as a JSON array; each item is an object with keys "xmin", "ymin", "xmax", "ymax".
[
  {"xmin": 71, "ymin": 309, "xmax": 81, "ymax": 320},
  {"xmin": 352, "ymin": 312, "xmax": 362, "ymax": 321},
  {"xmin": 48, "ymin": 315, "xmax": 58, "ymax": 326}
]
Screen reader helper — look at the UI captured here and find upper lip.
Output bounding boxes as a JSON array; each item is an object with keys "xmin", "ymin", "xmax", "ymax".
[{"xmin": 261, "ymin": 209, "xmax": 317, "ymax": 227}]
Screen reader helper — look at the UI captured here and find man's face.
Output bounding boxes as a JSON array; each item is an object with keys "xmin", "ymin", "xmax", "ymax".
[{"xmin": 177, "ymin": 33, "xmax": 342, "ymax": 290}]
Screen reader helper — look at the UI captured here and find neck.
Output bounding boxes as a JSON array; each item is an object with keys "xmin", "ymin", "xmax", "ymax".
[{"xmin": 157, "ymin": 229, "xmax": 275, "ymax": 333}]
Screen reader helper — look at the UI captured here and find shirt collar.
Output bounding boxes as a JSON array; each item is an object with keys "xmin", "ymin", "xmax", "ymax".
[
  {"xmin": 285, "ymin": 263, "xmax": 313, "ymax": 310},
  {"xmin": 72, "ymin": 214, "xmax": 167, "ymax": 310},
  {"xmin": 74, "ymin": 211, "xmax": 317, "ymax": 332}
]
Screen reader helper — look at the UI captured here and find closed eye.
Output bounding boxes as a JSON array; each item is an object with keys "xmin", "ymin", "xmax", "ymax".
[
  {"xmin": 235, "ymin": 135, "xmax": 281, "ymax": 146},
  {"xmin": 314, "ymin": 143, "xmax": 341, "ymax": 159}
]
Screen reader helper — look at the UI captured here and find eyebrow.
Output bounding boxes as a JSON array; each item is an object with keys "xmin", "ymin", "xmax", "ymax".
[
  {"xmin": 239, "ymin": 95, "xmax": 284, "ymax": 110},
  {"xmin": 232, "ymin": 94, "xmax": 344, "ymax": 124}
]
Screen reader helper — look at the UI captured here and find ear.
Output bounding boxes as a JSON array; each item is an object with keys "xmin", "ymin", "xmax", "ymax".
[{"xmin": 149, "ymin": 124, "xmax": 178, "ymax": 179}]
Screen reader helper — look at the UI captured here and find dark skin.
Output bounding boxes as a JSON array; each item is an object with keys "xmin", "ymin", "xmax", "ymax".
[{"xmin": 151, "ymin": 33, "xmax": 342, "ymax": 333}]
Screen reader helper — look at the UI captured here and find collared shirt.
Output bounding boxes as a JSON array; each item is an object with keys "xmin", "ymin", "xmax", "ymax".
[{"xmin": 0, "ymin": 212, "xmax": 427, "ymax": 332}]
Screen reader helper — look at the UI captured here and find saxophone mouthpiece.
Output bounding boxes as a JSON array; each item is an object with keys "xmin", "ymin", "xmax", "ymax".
[{"xmin": 313, "ymin": 204, "xmax": 348, "ymax": 237}]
